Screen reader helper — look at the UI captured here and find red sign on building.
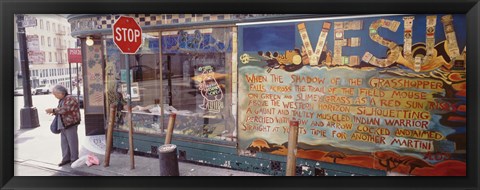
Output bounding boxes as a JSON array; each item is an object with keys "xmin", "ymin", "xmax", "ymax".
[
  {"xmin": 68, "ymin": 48, "xmax": 82, "ymax": 63},
  {"xmin": 112, "ymin": 16, "xmax": 142, "ymax": 54}
]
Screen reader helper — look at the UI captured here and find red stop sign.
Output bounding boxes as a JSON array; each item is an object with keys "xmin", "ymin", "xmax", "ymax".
[{"xmin": 113, "ymin": 16, "xmax": 142, "ymax": 54}]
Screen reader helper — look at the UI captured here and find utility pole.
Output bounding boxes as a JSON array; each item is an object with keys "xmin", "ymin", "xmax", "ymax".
[{"xmin": 17, "ymin": 14, "xmax": 40, "ymax": 129}]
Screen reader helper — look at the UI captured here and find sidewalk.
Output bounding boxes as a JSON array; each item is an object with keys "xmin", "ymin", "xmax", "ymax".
[{"xmin": 14, "ymin": 120, "xmax": 267, "ymax": 176}]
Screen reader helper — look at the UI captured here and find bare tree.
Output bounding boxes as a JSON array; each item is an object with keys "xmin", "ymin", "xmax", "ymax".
[
  {"xmin": 400, "ymin": 156, "xmax": 433, "ymax": 176},
  {"xmin": 375, "ymin": 151, "xmax": 403, "ymax": 172},
  {"xmin": 325, "ymin": 151, "xmax": 347, "ymax": 163}
]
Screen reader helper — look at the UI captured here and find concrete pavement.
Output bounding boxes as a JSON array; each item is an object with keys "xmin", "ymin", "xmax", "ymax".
[{"xmin": 14, "ymin": 95, "xmax": 268, "ymax": 176}]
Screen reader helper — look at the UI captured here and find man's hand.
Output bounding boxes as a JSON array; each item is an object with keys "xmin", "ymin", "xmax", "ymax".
[{"xmin": 45, "ymin": 108, "xmax": 55, "ymax": 115}]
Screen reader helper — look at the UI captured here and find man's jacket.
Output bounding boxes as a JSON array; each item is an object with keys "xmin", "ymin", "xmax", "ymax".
[{"xmin": 56, "ymin": 95, "xmax": 81, "ymax": 128}]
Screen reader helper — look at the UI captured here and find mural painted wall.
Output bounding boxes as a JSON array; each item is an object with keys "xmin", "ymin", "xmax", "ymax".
[
  {"xmin": 84, "ymin": 44, "xmax": 105, "ymax": 112},
  {"xmin": 237, "ymin": 14, "xmax": 466, "ymax": 176}
]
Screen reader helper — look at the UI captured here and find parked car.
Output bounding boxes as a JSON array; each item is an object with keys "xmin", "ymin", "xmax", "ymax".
[
  {"xmin": 14, "ymin": 88, "xmax": 23, "ymax": 96},
  {"xmin": 34, "ymin": 84, "xmax": 51, "ymax": 95},
  {"xmin": 14, "ymin": 87, "xmax": 35, "ymax": 96}
]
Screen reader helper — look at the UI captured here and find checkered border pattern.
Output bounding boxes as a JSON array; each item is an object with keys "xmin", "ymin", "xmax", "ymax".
[
  {"xmin": 71, "ymin": 14, "xmax": 279, "ymax": 33},
  {"xmin": 92, "ymin": 14, "xmax": 232, "ymax": 30}
]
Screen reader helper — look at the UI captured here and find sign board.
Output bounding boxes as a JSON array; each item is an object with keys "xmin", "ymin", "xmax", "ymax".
[
  {"xmin": 26, "ymin": 35, "xmax": 40, "ymax": 51},
  {"xmin": 21, "ymin": 16, "xmax": 37, "ymax": 27},
  {"xmin": 27, "ymin": 51, "xmax": 45, "ymax": 63},
  {"xmin": 68, "ymin": 48, "xmax": 82, "ymax": 63},
  {"xmin": 112, "ymin": 16, "xmax": 142, "ymax": 54}
]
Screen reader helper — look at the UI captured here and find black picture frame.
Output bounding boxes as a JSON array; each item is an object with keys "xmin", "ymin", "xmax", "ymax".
[{"xmin": 1, "ymin": 0, "xmax": 478, "ymax": 190}]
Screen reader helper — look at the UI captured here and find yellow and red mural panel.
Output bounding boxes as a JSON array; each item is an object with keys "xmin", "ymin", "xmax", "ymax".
[{"xmin": 237, "ymin": 14, "xmax": 466, "ymax": 176}]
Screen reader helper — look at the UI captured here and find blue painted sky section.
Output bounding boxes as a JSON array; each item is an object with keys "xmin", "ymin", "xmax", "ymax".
[
  {"xmin": 239, "ymin": 14, "xmax": 466, "ymax": 58},
  {"xmin": 242, "ymin": 25, "xmax": 295, "ymax": 52}
]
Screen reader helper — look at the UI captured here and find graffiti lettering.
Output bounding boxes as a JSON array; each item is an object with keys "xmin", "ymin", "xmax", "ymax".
[
  {"xmin": 282, "ymin": 102, "xmax": 313, "ymax": 110},
  {"xmin": 249, "ymin": 83, "xmax": 266, "ymax": 92},
  {"xmin": 246, "ymin": 116, "xmax": 275, "ymax": 124},
  {"xmin": 269, "ymin": 85, "xmax": 292, "ymax": 93},
  {"xmin": 310, "ymin": 129, "xmax": 328, "ymax": 137},
  {"xmin": 356, "ymin": 107, "xmax": 430, "ymax": 120},
  {"xmin": 351, "ymin": 132, "xmax": 387, "ymax": 144},
  {"xmin": 390, "ymin": 137, "xmax": 434, "ymax": 152},
  {"xmin": 291, "ymin": 75, "xmax": 325, "ymax": 84},
  {"xmin": 242, "ymin": 123, "xmax": 271, "ymax": 132},
  {"xmin": 395, "ymin": 129, "xmax": 444, "ymax": 141},
  {"xmin": 369, "ymin": 78, "xmax": 443, "ymax": 91},
  {"xmin": 247, "ymin": 100, "xmax": 269, "ymax": 107},
  {"xmin": 245, "ymin": 74, "xmax": 267, "ymax": 83},
  {"xmin": 316, "ymin": 113, "xmax": 351, "ymax": 122},
  {"xmin": 384, "ymin": 118, "xmax": 430, "ymax": 130},
  {"xmin": 356, "ymin": 125, "xmax": 391, "ymax": 135},
  {"xmin": 423, "ymin": 152, "xmax": 452, "ymax": 161}
]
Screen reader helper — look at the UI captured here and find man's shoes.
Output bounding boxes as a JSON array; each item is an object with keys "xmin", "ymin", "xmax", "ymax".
[{"xmin": 58, "ymin": 160, "xmax": 71, "ymax": 166}]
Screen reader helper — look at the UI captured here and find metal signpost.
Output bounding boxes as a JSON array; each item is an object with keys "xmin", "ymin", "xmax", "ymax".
[
  {"xmin": 112, "ymin": 16, "xmax": 142, "ymax": 170},
  {"xmin": 68, "ymin": 48, "xmax": 82, "ymax": 103},
  {"xmin": 16, "ymin": 14, "xmax": 39, "ymax": 129}
]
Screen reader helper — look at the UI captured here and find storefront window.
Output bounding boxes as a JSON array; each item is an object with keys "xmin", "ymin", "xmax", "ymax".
[
  {"xmin": 104, "ymin": 32, "xmax": 163, "ymax": 134},
  {"xmin": 161, "ymin": 27, "xmax": 236, "ymax": 141}
]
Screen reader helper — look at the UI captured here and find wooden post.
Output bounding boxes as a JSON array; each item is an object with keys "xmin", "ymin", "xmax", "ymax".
[
  {"xmin": 286, "ymin": 120, "xmax": 299, "ymax": 176},
  {"xmin": 164, "ymin": 113, "xmax": 176, "ymax": 144},
  {"xmin": 104, "ymin": 104, "xmax": 116, "ymax": 167},
  {"xmin": 128, "ymin": 106, "xmax": 135, "ymax": 169}
]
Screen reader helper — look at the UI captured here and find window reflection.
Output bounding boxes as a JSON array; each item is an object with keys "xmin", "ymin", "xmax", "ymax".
[
  {"xmin": 106, "ymin": 28, "xmax": 236, "ymax": 142},
  {"xmin": 161, "ymin": 27, "xmax": 235, "ymax": 141}
]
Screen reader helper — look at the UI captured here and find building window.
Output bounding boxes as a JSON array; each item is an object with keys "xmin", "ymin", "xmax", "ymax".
[
  {"xmin": 41, "ymin": 36, "xmax": 44, "ymax": 46},
  {"xmin": 53, "ymin": 37, "xmax": 56, "ymax": 47},
  {"xmin": 52, "ymin": 23, "xmax": 56, "ymax": 32},
  {"xmin": 48, "ymin": 37, "xmax": 51, "ymax": 47},
  {"xmin": 49, "ymin": 52, "xmax": 52, "ymax": 62},
  {"xmin": 40, "ymin": 19, "xmax": 43, "ymax": 29},
  {"xmin": 54, "ymin": 53, "xmax": 57, "ymax": 62},
  {"xmin": 46, "ymin": 21, "xmax": 50, "ymax": 31}
]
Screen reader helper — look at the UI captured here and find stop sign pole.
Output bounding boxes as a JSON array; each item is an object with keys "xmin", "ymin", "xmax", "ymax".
[{"xmin": 113, "ymin": 16, "xmax": 142, "ymax": 170}]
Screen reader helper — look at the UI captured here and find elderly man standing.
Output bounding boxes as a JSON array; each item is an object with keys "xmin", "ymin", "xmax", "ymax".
[{"xmin": 45, "ymin": 84, "xmax": 81, "ymax": 167}]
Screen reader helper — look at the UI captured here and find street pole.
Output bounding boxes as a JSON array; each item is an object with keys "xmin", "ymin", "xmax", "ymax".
[
  {"xmin": 69, "ymin": 62, "xmax": 72, "ymax": 94},
  {"xmin": 286, "ymin": 120, "xmax": 299, "ymax": 176},
  {"xmin": 16, "ymin": 14, "xmax": 39, "ymax": 129},
  {"xmin": 125, "ymin": 55, "xmax": 135, "ymax": 169},
  {"xmin": 77, "ymin": 62, "xmax": 80, "ymax": 103}
]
